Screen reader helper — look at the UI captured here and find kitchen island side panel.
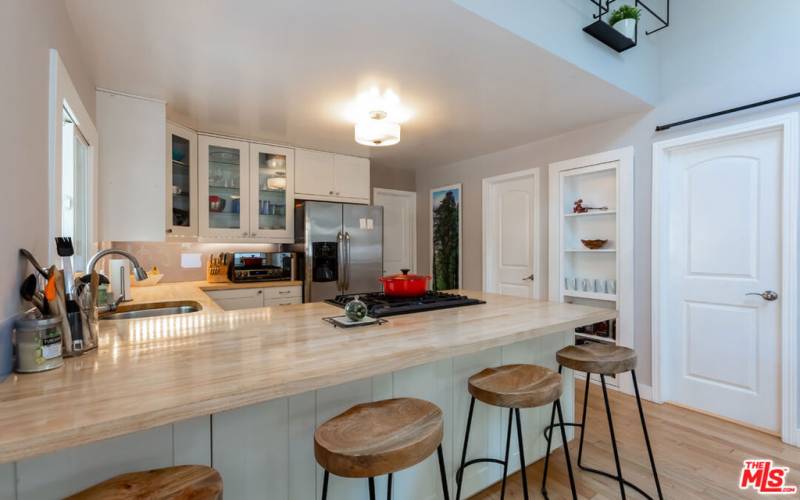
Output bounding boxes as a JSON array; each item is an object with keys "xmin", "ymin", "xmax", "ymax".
[{"xmin": 0, "ymin": 332, "xmax": 572, "ymax": 500}]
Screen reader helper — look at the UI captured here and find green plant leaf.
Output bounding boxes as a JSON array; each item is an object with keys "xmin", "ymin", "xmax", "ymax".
[{"xmin": 609, "ymin": 5, "xmax": 641, "ymax": 25}]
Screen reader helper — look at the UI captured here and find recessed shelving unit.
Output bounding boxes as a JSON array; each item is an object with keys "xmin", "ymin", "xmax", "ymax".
[{"xmin": 549, "ymin": 148, "xmax": 634, "ymax": 391}]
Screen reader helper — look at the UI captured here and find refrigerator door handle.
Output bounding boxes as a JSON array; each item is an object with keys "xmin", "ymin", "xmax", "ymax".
[
  {"xmin": 345, "ymin": 232, "xmax": 352, "ymax": 290},
  {"xmin": 337, "ymin": 231, "xmax": 345, "ymax": 292}
]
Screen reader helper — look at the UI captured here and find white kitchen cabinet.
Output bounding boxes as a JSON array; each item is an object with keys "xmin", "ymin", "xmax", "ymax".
[
  {"xmin": 295, "ymin": 148, "xmax": 335, "ymax": 198},
  {"xmin": 97, "ymin": 90, "xmax": 166, "ymax": 241},
  {"xmin": 295, "ymin": 148, "xmax": 370, "ymax": 203},
  {"xmin": 333, "ymin": 154, "xmax": 370, "ymax": 200},
  {"xmin": 205, "ymin": 285, "xmax": 302, "ymax": 311},
  {"xmin": 249, "ymin": 143, "xmax": 294, "ymax": 240},
  {"xmin": 166, "ymin": 122, "xmax": 198, "ymax": 239}
]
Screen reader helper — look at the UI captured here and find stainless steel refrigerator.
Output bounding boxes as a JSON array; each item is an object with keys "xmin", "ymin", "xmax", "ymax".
[{"xmin": 295, "ymin": 201, "xmax": 383, "ymax": 302}]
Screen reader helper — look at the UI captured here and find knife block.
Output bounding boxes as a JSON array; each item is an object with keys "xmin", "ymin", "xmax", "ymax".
[{"xmin": 206, "ymin": 261, "xmax": 229, "ymax": 283}]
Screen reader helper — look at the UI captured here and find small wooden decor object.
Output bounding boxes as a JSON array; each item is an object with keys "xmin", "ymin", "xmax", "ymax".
[{"xmin": 581, "ymin": 239, "xmax": 608, "ymax": 250}]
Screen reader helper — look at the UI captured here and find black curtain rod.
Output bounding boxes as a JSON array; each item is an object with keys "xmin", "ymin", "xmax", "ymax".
[{"xmin": 655, "ymin": 91, "xmax": 800, "ymax": 132}]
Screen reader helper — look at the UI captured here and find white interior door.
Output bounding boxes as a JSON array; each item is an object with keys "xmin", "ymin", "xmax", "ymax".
[
  {"xmin": 483, "ymin": 171, "xmax": 538, "ymax": 298},
  {"xmin": 664, "ymin": 129, "xmax": 782, "ymax": 432},
  {"xmin": 373, "ymin": 189, "xmax": 416, "ymax": 275}
]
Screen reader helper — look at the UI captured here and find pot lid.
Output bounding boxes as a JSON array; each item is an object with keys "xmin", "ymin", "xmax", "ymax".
[{"xmin": 380, "ymin": 269, "xmax": 431, "ymax": 281}]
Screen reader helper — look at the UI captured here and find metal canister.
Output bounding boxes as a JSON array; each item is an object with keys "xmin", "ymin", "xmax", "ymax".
[{"xmin": 13, "ymin": 314, "xmax": 64, "ymax": 373}]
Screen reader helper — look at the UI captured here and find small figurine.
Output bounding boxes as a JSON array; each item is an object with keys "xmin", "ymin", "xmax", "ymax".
[{"xmin": 573, "ymin": 199, "xmax": 588, "ymax": 213}]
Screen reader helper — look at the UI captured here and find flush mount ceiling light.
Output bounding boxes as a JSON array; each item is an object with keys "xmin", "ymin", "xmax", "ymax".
[
  {"xmin": 348, "ymin": 87, "xmax": 412, "ymax": 147},
  {"xmin": 355, "ymin": 110, "xmax": 401, "ymax": 147}
]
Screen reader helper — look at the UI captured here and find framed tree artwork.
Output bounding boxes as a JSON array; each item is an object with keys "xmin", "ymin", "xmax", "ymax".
[{"xmin": 430, "ymin": 184, "xmax": 462, "ymax": 290}]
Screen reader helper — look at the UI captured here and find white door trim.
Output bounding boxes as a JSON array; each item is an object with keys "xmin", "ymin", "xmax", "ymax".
[
  {"xmin": 652, "ymin": 113, "xmax": 800, "ymax": 445},
  {"xmin": 373, "ymin": 188, "xmax": 417, "ymax": 273},
  {"xmin": 481, "ymin": 168, "xmax": 543, "ymax": 299},
  {"xmin": 548, "ymin": 147, "xmax": 635, "ymax": 395}
]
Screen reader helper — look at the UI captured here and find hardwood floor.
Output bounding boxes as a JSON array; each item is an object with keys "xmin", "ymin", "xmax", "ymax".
[{"xmin": 470, "ymin": 379, "xmax": 800, "ymax": 499}]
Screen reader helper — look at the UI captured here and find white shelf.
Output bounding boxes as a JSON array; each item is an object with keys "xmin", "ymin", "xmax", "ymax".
[
  {"xmin": 564, "ymin": 210, "xmax": 616, "ymax": 218},
  {"xmin": 575, "ymin": 332, "xmax": 616, "ymax": 344},
  {"xmin": 565, "ymin": 249, "xmax": 616, "ymax": 253},
  {"xmin": 564, "ymin": 290, "xmax": 617, "ymax": 301}
]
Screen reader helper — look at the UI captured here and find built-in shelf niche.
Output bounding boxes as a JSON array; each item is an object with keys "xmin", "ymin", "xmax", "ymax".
[{"xmin": 549, "ymin": 148, "xmax": 634, "ymax": 391}]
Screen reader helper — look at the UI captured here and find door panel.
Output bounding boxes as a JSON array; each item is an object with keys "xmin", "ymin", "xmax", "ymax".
[
  {"xmin": 305, "ymin": 202, "xmax": 343, "ymax": 302},
  {"xmin": 249, "ymin": 143, "xmax": 294, "ymax": 239},
  {"xmin": 666, "ymin": 129, "xmax": 781, "ymax": 431},
  {"xmin": 334, "ymin": 154, "xmax": 370, "ymax": 200},
  {"xmin": 166, "ymin": 123, "xmax": 198, "ymax": 238},
  {"xmin": 487, "ymin": 175, "xmax": 536, "ymax": 297},
  {"xmin": 343, "ymin": 205, "xmax": 383, "ymax": 295},
  {"xmin": 199, "ymin": 136, "xmax": 250, "ymax": 238},
  {"xmin": 373, "ymin": 190, "xmax": 415, "ymax": 275},
  {"xmin": 295, "ymin": 149, "xmax": 335, "ymax": 197}
]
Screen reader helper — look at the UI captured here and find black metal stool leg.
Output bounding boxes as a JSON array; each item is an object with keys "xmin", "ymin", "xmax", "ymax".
[
  {"xmin": 499, "ymin": 408, "xmax": 514, "ymax": 500},
  {"xmin": 577, "ymin": 371, "xmax": 591, "ymax": 466},
  {"xmin": 555, "ymin": 399, "xmax": 578, "ymax": 500},
  {"xmin": 632, "ymin": 370, "xmax": 664, "ymax": 500},
  {"xmin": 513, "ymin": 408, "xmax": 530, "ymax": 500},
  {"xmin": 601, "ymin": 375, "xmax": 626, "ymax": 500},
  {"xmin": 368, "ymin": 477, "xmax": 376, "ymax": 500},
  {"xmin": 455, "ymin": 396, "xmax": 475, "ymax": 500},
  {"xmin": 387, "ymin": 473, "xmax": 393, "ymax": 500},
  {"xmin": 321, "ymin": 470, "xmax": 329, "ymax": 500},
  {"xmin": 437, "ymin": 444, "xmax": 450, "ymax": 500},
  {"xmin": 540, "ymin": 400, "xmax": 557, "ymax": 498}
]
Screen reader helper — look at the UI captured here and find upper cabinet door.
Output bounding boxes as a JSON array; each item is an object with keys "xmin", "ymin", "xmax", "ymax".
[
  {"xmin": 249, "ymin": 143, "xmax": 294, "ymax": 240},
  {"xmin": 166, "ymin": 122, "xmax": 198, "ymax": 238},
  {"xmin": 334, "ymin": 154, "xmax": 370, "ymax": 201},
  {"xmin": 199, "ymin": 135, "xmax": 250, "ymax": 239},
  {"xmin": 295, "ymin": 148, "xmax": 335, "ymax": 197}
]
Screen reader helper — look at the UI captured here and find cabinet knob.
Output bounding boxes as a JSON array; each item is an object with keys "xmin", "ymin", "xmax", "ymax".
[
  {"xmin": 166, "ymin": 228, "xmax": 173, "ymax": 233},
  {"xmin": 242, "ymin": 232, "xmax": 248, "ymax": 237},
  {"xmin": 329, "ymin": 190, "xmax": 334, "ymax": 195},
  {"xmin": 257, "ymin": 290, "xmax": 263, "ymax": 294}
]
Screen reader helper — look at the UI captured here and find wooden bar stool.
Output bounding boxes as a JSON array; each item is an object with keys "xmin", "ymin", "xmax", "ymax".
[
  {"xmin": 314, "ymin": 397, "xmax": 450, "ymax": 500},
  {"xmin": 543, "ymin": 343, "xmax": 663, "ymax": 500},
  {"xmin": 455, "ymin": 364, "xmax": 577, "ymax": 500},
  {"xmin": 67, "ymin": 465, "xmax": 222, "ymax": 499}
]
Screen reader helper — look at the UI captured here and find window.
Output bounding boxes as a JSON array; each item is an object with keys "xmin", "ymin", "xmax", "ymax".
[
  {"xmin": 48, "ymin": 49, "xmax": 98, "ymax": 267},
  {"xmin": 61, "ymin": 106, "xmax": 91, "ymax": 269}
]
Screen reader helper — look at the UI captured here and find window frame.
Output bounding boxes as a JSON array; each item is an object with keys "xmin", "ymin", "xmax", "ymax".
[{"xmin": 48, "ymin": 49, "xmax": 98, "ymax": 266}]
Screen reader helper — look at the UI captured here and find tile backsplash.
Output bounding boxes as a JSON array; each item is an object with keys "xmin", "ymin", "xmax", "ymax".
[{"xmin": 107, "ymin": 241, "xmax": 292, "ymax": 283}]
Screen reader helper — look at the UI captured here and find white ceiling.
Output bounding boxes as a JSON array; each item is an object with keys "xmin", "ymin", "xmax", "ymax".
[{"xmin": 65, "ymin": 0, "xmax": 650, "ymax": 169}]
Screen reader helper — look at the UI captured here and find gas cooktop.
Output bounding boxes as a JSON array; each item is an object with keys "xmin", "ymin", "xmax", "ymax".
[{"xmin": 326, "ymin": 291, "xmax": 486, "ymax": 318}]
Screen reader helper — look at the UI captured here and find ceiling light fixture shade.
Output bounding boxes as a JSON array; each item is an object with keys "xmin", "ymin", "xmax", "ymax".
[{"xmin": 355, "ymin": 110, "xmax": 401, "ymax": 147}]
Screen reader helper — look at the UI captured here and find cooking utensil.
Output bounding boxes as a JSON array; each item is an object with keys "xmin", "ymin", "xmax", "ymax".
[
  {"xmin": 53, "ymin": 268, "xmax": 83, "ymax": 357},
  {"xmin": 19, "ymin": 249, "xmax": 49, "ymax": 279},
  {"xmin": 378, "ymin": 269, "xmax": 431, "ymax": 297},
  {"xmin": 55, "ymin": 237, "xmax": 76, "ymax": 297}
]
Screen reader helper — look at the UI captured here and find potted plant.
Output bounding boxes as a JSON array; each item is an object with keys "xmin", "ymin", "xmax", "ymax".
[{"xmin": 608, "ymin": 5, "xmax": 641, "ymax": 40}]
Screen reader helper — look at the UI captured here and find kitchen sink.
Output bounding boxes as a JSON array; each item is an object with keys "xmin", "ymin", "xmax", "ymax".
[{"xmin": 100, "ymin": 301, "xmax": 202, "ymax": 320}]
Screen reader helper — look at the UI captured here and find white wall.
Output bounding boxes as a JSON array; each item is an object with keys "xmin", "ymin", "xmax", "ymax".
[
  {"xmin": 416, "ymin": 0, "xmax": 800, "ymax": 386},
  {"xmin": 0, "ymin": 0, "xmax": 95, "ymax": 370}
]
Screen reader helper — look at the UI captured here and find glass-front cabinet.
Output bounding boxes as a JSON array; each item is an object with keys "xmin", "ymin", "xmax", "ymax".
[
  {"xmin": 166, "ymin": 123, "xmax": 198, "ymax": 238},
  {"xmin": 249, "ymin": 143, "xmax": 294, "ymax": 240},
  {"xmin": 199, "ymin": 135, "xmax": 251, "ymax": 238}
]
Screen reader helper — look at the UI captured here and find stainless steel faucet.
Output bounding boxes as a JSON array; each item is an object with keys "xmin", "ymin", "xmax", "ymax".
[{"xmin": 86, "ymin": 249, "xmax": 149, "ymax": 281}]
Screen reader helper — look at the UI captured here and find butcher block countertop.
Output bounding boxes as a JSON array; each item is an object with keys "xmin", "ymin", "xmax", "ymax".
[{"xmin": 0, "ymin": 285, "xmax": 615, "ymax": 463}]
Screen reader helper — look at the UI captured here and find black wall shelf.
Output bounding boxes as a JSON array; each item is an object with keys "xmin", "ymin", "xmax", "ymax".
[{"xmin": 584, "ymin": 0, "xmax": 669, "ymax": 53}]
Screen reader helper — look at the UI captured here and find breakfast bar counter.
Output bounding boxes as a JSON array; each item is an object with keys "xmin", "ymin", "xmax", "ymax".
[{"xmin": 0, "ymin": 287, "xmax": 615, "ymax": 499}]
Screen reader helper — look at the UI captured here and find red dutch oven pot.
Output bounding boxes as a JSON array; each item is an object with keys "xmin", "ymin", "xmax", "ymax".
[{"xmin": 379, "ymin": 269, "xmax": 431, "ymax": 297}]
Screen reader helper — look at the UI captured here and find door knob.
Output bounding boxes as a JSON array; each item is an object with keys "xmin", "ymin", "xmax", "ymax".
[
  {"xmin": 522, "ymin": 274, "xmax": 534, "ymax": 281},
  {"xmin": 746, "ymin": 290, "xmax": 779, "ymax": 301}
]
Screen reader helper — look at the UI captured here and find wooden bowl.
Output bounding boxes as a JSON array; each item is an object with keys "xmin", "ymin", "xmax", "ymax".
[{"xmin": 581, "ymin": 239, "xmax": 608, "ymax": 250}]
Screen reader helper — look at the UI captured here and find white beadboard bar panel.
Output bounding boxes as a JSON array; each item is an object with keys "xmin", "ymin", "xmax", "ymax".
[
  {"xmin": 16, "ymin": 425, "xmax": 173, "ymax": 500},
  {"xmin": 172, "ymin": 416, "xmax": 211, "ymax": 466}
]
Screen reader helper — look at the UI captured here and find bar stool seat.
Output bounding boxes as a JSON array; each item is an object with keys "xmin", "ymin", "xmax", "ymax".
[
  {"xmin": 468, "ymin": 364, "xmax": 562, "ymax": 408},
  {"xmin": 67, "ymin": 465, "xmax": 222, "ymax": 500},
  {"xmin": 315, "ymin": 397, "xmax": 450, "ymax": 499},
  {"xmin": 457, "ymin": 364, "xmax": 577, "ymax": 500},
  {"xmin": 556, "ymin": 343, "xmax": 637, "ymax": 375},
  {"xmin": 315, "ymin": 397, "xmax": 443, "ymax": 478}
]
